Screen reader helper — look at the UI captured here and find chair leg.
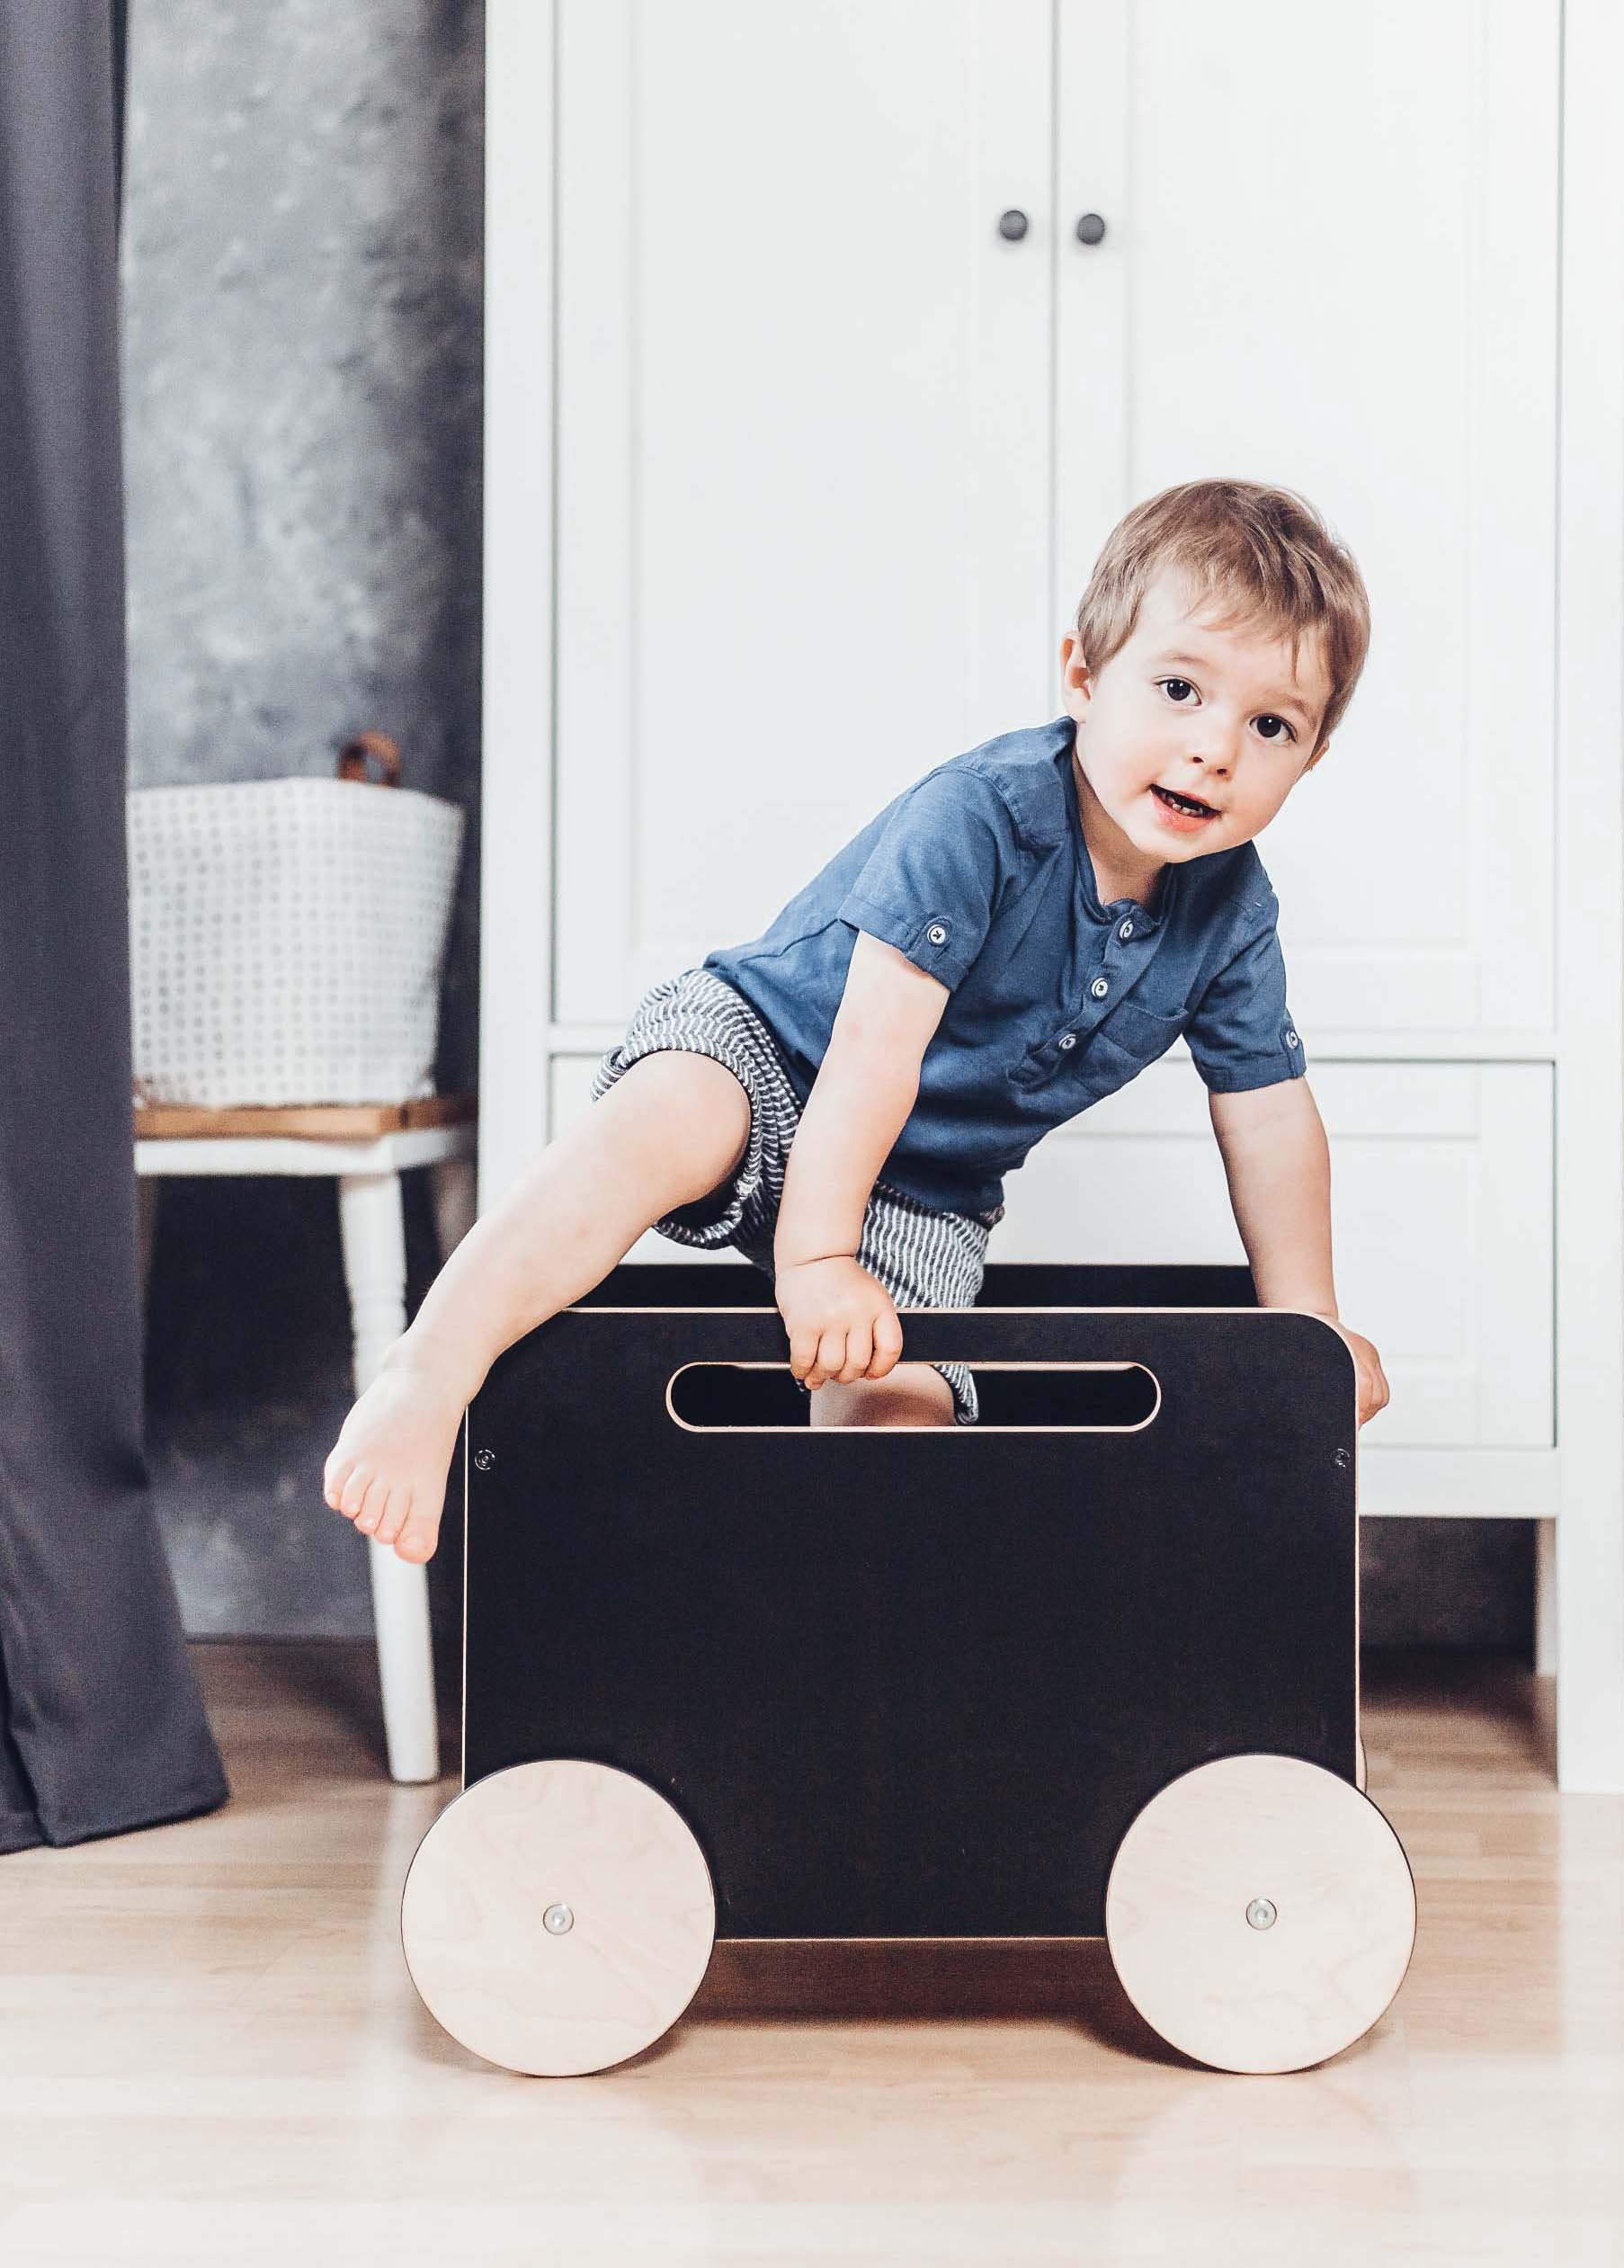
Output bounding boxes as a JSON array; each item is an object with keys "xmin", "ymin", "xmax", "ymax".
[{"xmin": 337, "ymin": 1168, "xmax": 440, "ymax": 1784}]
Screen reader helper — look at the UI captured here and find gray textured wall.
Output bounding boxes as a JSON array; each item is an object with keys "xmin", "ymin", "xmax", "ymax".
[
  {"xmin": 121, "ymin": 0, "xmax": 1530, "ymax": 1654},
  {"xmin": 125, "ymin": 0, "xmax": 481, "ymax": 1642}
]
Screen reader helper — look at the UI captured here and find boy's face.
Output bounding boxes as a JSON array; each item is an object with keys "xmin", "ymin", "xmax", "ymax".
[{"xmin": 1059, "ymin": 566, "xmax": 1331, "ymax": 876}]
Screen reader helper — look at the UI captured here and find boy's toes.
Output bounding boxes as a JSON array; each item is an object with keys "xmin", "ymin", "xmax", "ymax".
[
  {"xmin": 371, "ymin": 1491, "xmax": 412, "ymax": 1548},
  {"xmin": 338, "ymin": 1466, "xmax": 376, "ymax": 1520},
  {"xmin": 354, "ymin": 1478, "xmax": 393, "ymax": 1535},
  {"xmin": 394, "ymin": 1510, "xmax": 439, "ymax": 1563},
  {"xmin": 324, "ymin": 1454, "xmax": 353, "ymax": 1512}
]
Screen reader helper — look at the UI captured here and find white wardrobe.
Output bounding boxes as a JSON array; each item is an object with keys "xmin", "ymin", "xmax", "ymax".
[{"xmin": 481, "ymin": 1, "xmax": 1624, "ymax": 1790}]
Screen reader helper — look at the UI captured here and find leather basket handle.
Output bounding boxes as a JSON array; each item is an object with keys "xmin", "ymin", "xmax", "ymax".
[{"xmin": 336, "ymin": 730, "xmax": 402, "ymax": 788}]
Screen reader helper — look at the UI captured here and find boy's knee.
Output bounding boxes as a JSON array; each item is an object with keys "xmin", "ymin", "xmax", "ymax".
[
  {"xmin": 809, "ymin": 1364, "xmax": 956, "ymax": 1429},
  {"xmin": 599, "ymin": 1049, "xmax": 752, "ymax": 1201}
]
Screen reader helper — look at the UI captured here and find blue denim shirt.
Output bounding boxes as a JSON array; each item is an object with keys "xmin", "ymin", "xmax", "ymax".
[{"xmin": 702, "ymin": 715, "xmax": 1307, "ymax": 1215}]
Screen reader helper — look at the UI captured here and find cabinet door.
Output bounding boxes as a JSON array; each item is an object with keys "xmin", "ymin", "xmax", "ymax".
[
  {"xmin": 555, "ymin": 0, "xmax": 1053, "ymax": 1022},
  {"xmin": 1056, "ymin": 0, "xmax": 1559, "ymax": 1039},
  {"xmin": 993, "ymin": 1058, "xmax": 1553, "ymax": 1451}
]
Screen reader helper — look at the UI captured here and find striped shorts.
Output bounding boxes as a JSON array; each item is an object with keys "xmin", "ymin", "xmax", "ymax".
[{"xmin": 588, "ymin": 966, "xmax": 1003, "ymax": 1423}]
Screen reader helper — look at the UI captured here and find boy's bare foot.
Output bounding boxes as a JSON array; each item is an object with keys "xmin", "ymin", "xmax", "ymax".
[{"xmin": 323, "ymin": 1355, "xmax": 468, "ymax": 1564}]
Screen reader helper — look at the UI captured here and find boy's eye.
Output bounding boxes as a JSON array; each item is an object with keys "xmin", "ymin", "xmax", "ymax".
[{"xmin": 1158, "ymin": 678, "xmax": 1297, "ymax": 744}]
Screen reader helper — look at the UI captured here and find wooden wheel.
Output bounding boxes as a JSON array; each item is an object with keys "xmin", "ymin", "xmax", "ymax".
[
  {"xmin": 1104, "ymin": 1753, "xmax": 1414, "ymax": 2075},
  {"xmin": 400, "ymin": 1759, "xmax": 717, "ymax": 2076}
]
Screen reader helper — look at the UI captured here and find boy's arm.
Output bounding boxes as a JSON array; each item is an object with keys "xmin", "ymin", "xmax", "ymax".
[
  {"xmin": 773, "ymin": 930, "xmax": 950, "ymax": 1271},
  {"xmin": 1208, "ymin": 1076, "xmax": 1391, "ymax": 1425},
  {"xmin": 1206, "ymin": 1076, "xmax": 1337, "ymax": 1313},
  {"xmin": 774, "ymin": 930, "xmax": 950, "ymax": 1388}
]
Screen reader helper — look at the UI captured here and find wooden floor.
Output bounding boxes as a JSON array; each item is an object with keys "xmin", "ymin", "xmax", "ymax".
[{"xmin": 1, "ymin": 1645, "xmax": 1620, "ymax": 2265}]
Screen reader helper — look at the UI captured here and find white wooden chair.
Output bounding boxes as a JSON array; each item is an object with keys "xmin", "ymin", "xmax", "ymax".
[{"xmin": 135, "ymin": 1096, "xmax": 477, "ymax": 1782}]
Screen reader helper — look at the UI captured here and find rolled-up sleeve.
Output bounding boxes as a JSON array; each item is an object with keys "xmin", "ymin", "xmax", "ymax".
[
  {"xmin": 834, "ymin": 767, "xmax": 1015, "ymax": 992},
  {"xmin": 1183, "ymin": 895, "xmax": 1308, "ymax": 1093}
]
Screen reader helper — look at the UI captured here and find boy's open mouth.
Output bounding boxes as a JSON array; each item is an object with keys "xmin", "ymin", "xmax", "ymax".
[{"xmin": 1151, "ymin": 783, "xmax": 1220, "ymax": 820}]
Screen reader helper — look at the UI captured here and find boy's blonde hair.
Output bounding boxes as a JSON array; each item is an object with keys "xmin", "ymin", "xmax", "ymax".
[{"xmin": 1075, "ymin": 478, "xmax": 1370, "ymax": 756}]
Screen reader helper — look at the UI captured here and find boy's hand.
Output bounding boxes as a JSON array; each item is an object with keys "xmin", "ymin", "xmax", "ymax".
[
  {"xmin": 1310, "ymin": 1313, "xmax": 1390, "ymax": 1427},
  {"xmin": 775, "ymin": 1255, "xmax": 905, "ymax": 1388}
]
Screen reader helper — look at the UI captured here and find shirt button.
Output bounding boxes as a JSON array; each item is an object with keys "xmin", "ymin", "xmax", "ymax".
[
  {"xmin": 1090, "ymin": 977, "xmax": 1110, "ymax": 999},
  {"xmin": 1057, "ymin": 1032, "xmax": 1076, "ymax": 1051},
  {"xmin": 926, "ymin": 923, "xmax": 948, "ymax": 946},
  {"xmin": 1118, "ymin": 920, "xmax": 1134, "ymax": 941}
]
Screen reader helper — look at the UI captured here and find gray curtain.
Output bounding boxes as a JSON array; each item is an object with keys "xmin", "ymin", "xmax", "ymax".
[{"xmin": 0, "ymin": 1, "xmax": 228, "ymax": 1849}]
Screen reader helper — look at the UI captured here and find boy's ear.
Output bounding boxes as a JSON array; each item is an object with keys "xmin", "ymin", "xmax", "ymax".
[
  {"xmin": 1303, "ymin": 738, "xmax": 1330, "ymax": 773},
  {"xmin": 1059, "ymin": 633, "xmax": 1091, "ymax": 701}
]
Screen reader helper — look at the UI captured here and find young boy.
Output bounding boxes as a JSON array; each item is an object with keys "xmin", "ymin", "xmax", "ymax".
[{"xmin": 325, "ymin": 478, "xmax": 1390, "ymax": 1565}]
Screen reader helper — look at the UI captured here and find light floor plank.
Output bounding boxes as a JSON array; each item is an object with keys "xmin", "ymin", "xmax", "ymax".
[{"xmin": 0, "ymin": 1645, "xmax": 1619, "ymax": 2266}]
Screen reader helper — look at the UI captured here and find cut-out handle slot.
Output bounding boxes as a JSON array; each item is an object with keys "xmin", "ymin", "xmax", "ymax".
[{"xmin": 666, "ymin": 1362, "xmax": 1161, "ymax": 1433}]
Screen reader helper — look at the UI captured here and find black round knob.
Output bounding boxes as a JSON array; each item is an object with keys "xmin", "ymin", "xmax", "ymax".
[
  {"xmin": 1075, "ymin": 211, "xmax": 1107, "ymax": 246},
  {"xmin": 997, "ymin": 208, "xmax": 1030, "ymax": 242}
]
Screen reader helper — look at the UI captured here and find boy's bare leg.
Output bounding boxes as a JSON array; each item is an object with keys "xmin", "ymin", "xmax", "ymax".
[
  {"xmin": 809, "ymin": 1365, "xmax": 955, "ymax": 1427},
  {"xmin": 323, "ymin": 1052, "xmax": 751, "ymax": 1563}
]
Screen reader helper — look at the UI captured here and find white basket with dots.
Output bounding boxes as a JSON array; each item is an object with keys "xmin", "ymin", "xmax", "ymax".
[{"xmin": 128, "ymin": 735, "xmax": 465, "ymax": 1110}]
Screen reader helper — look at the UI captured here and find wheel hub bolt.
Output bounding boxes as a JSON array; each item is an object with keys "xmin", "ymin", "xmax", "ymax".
[
  {"xmin": 543, "ymin": 1902, "xmax": 575, "ymax": 1935},
  {"xmin": 1245, "ymin": 1897, "xmax": 1278, "ymax": 1930}
]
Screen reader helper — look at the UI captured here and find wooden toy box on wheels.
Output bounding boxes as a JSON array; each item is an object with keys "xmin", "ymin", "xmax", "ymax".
[{"xmin": 401, "ymin": 1263, "xmax": 1414, "ymax": 2076}]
